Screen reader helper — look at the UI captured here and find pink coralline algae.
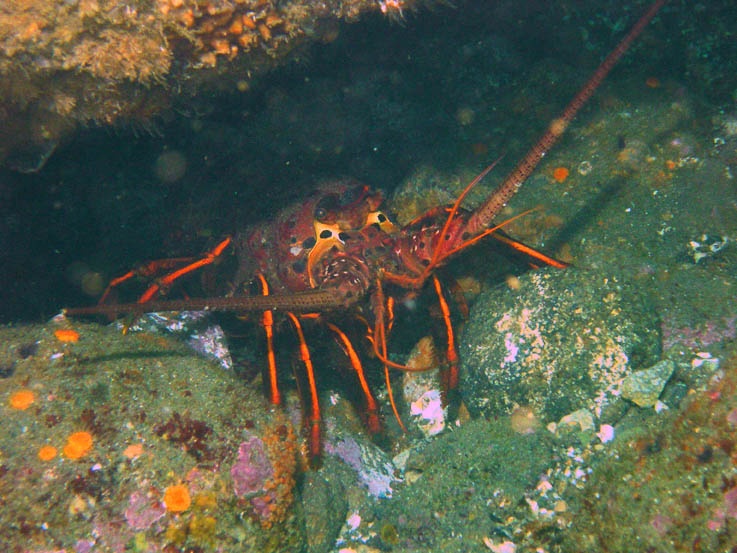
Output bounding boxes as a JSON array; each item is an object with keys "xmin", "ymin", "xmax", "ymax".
[
  {"xmin": 707, "ymin": 486, "xmax": 737, "ymax": 531},
  {"xmin": 124, "ymin": 489, "xmax": 166, "ymax": 530},
  {"xmin": 325, "ymin": 436, "xmax": 396, "ymax": 498},
  {"xmin": 650, "ymin": 513, "xmax": 673, "ymax": 536},
  {"xmin": 726, "ymin": 408, "xmax": 737, "ymax": 427},
  {"xmin": 725, "ymin": 487, "xmax": 737, "ymax": 519},
  {"xmin": 230, "ymin": 436, "xmax": 274, "ymax": 498},
  {"xmin": 74, "ymin": 540, "xmax": 94, "ymax": 553},
  {"xmin": 662, "ymin": 316, "xmax": 736, "ymax": 350}
]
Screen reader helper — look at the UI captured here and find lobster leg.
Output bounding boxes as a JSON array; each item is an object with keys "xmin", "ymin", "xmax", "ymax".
[
  {"xmin": 137, "ymin": 236, "xmax": 233, "ymax": 303},
  {"xmin": 326, "ymin": 322, "xmax": 381, "ymax": 434},
  {"xmin": 98, "ymin": 257, "xmax": 199, "ymax": 304},
  {"xmin": 432, "ymin": 275, "xmax": 459, "ymax": 393},
  {"xmin": 371, "ymin": 279, "xmax": 408, "ymax": 433},
  {"xmin": 286, "ymin": 312, "xmax": 322, "ymax": 460},
  {"xmin": 255, "ymin": 274, "xmax": 281, "ymax": 406},
  {"xmin": 370, "ymin": 277, "xmax": 460, "ymax": 430}
]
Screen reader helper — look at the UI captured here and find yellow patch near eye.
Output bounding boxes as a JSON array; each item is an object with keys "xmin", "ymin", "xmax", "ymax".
[
  {"xmin": 307, "ymin": 221, "xmax": 345, "ymax": 287},
  {"xmin": 365, "ymin": 211, "xmax": 397, "ymax": 234}
]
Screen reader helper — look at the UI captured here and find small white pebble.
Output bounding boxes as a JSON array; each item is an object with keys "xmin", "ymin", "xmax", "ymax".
[
  {"xmin": 346, "ymin": 512, "xmax": 361, "ymax": 531},
  {"xmin": 483, "ymin": 537, "xmax": 517, "ymax": 553},
  {"xmin": 596, "ymin": 424, "xmax": 615, "ymax": 443},
  {"xmin": 536, "ymin": 479, "xmax": 553, "ymax": 494}
]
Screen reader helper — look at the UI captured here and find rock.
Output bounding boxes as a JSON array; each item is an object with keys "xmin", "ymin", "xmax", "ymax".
[
  {"xmin": 324, "ymin": 430, "xmax": 397, "ymax": 499},
  {"xmin": 558, "ymin": 408, "xmax": 596, "ymax": 434},
  {"xmin": 0, "ymin": 0, "xmax": 388, "ymax": 171},
  {"xmin": 301, "ymin": 467, "xmax": 347, "ymax": 553},
  {"xmin": 459, "ymin": 267, "xmax": 661, "ymax": 424},
  {"xmin": 401, "ymin": 336, "xmax": 447, "ymax": 438},
  {"xmin": 620, "ymin": 359, "xmax": 676, "ymax": 407},
  {"xmin": 561, "ymin": 349, "xmax": 737, "ymax": 551},
  {"xmin": 0, "ymin": 322, "xmax": 304, "ymax": 553},
  {"xmin": 370, "ymin": 418, "xmax": 555, "ymax": 551}
]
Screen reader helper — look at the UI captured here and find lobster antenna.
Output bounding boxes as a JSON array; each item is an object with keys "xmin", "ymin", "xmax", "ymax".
[
  {"xmin": 62, "ymin": 288, "xmax": 349, "ymax": 318},
  {"xmin": 463, "ymin": 0, "xmax": 667, "ymax": 238}
]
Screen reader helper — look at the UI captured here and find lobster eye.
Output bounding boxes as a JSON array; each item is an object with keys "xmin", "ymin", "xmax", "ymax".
[{"xmin": 314, "ymin": 194, "xmax": 340, "ymax": 222}]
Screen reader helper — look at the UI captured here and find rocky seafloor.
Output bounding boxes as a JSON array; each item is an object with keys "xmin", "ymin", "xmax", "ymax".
[{"xmin": 2, "ymin": 1, "xmax": 737, "ymax": 552}]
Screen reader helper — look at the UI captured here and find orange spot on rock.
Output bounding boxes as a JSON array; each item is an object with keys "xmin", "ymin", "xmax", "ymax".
[
  {"xmin": 9, "ymin": 389, "xmax": 35, "ymax": 410},
  {"xmin": 552, "ymin": 166, "xmax": 569, "ymax": 183},
  {"xmin": 38, "ymin": 445, "xmax": 58, "ymax": 461},
  {"xmin": 54, "ymin": 329, "xmax": 80, "ymax": 343},
  {"xmin": 164, "ymin": 484, "xmax": 191, "ymax": 512},
  {"xmin": 242, "ymin": 15, "xmax": 256, "ymax": 30},
  {"xmin": 645, "ymin": 76, "xmax": 660, "ymax": 88},
  {"xmin": 123, "ymin": 443, "xmax": 144, "ymax": 459},
  {"xmin": 63, "ymin": 431, "xmax": 93, "ymax": 459},
  {"xmin": 258, "ymin": 23, "xmax": 271, "ymax": 41}
]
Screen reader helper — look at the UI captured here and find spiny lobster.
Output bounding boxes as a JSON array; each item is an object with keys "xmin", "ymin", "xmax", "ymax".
[{"xmin": 65, "ymin": 0, "xmax": 667, "ymax": 459}]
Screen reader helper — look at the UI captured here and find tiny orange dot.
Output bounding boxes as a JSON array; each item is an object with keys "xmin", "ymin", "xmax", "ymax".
[
  {"xmin": 163, "ymin": 484, "xmax": 191, "ymax": 512},
  {"xmin": 552, "ymin": 166, "xmax": 569, "ymax": 183},
  {"xmin": 665, "ymin": 159, "xmax": 677, "ymax": 171},
  {"xmin": 123, "ymin": 443, "xmax": 144, "ymax": 459},
  {"xmin": 54, "ymin": 329, "xmax": 80, "ymax": 343},
  {"xmin": 9, "ymin": 389, "xmax": 35, "ymax": 410},
  {"xmin": 645, "ymin": 76, "xmax": 660, "ymax": 88},
  {"xmin": 63, "ymin": 431, "xmax": 93, "ymax": 459},
  {"xmin": 38, "ymin": 445, "xmax": 58, "ymax": 461}
]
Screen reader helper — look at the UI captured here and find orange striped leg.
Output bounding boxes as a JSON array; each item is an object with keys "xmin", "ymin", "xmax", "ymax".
[
  {"xmin": 98, "ymin": 257, "xmax": 197, "ymax": 304},
  {"xmin": 326, "ymin": 322, "xmax": 380, "ymax": 434},
  {"xmin": 138, "ymin": 236, "xmax": 233, "ymax": 302},
  {"xmin": 286, "ymin": 312, "xmax": 322, "ymax": 460},
  {"xmin": 372, "ymin": 280, "xmax": 407, "ymax": 433},
  {"xmin": 445, "ymin": 277, "xmax": 470, "ymax": 319},
  {"xmin": 256, "ymin": 274, "xmax": 280, "ymax": 406},
  {"xmin": 432, "ymin": 275, "xmax": 459, "ymax": 392}
]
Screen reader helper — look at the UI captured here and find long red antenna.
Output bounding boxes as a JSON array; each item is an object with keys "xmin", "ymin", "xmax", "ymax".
[{"xmin": 463, "ymin": 0, "xmax": 667, "ymax": 238}]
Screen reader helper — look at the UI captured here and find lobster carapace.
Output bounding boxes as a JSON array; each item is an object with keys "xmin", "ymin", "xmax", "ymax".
[
  {"xmin": 65, "ymin": 0, "xmax": 668, "ymax": 458},
  {"xmin": 230, "ymin": 179, "xmax": 396, "ymax": 302}
]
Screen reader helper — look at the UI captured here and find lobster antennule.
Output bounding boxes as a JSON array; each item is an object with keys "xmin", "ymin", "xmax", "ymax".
[
  {"xmin": 424, "ymin": 157, "xmax": 502, "ymax": 269},
  {"xmin": 462, "ymin": 0, "xmax": 667, "ymax": 239},
  {"xmin": 62, "ymin": 288, "xmax": 349, "ymax": 318}
]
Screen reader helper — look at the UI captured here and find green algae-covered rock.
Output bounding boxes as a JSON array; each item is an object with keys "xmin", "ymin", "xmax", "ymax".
[
  {"xmin": 620, "ymin": 359, "xmax": 676, "ymax": 407},
  {"xmin": 562, "ymin": 349, "xmax": 737, "ymax": 553},
  {"xmin": 0, "ymin": 322, "xmax": 305, "ymax": 553},
  {"xmin": 459, "ymin": 267, "xmax": 661, "ymax": 424},
  {"xmin": 370, "ymin": 417, "xmax": 555, "ymax": 552}
]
